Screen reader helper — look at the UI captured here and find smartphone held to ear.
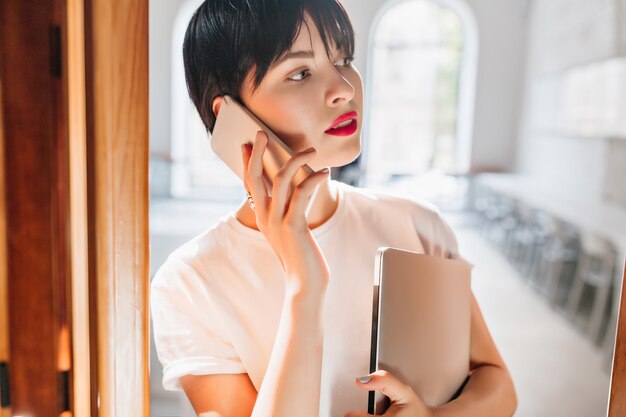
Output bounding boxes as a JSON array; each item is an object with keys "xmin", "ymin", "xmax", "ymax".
[{"xmin": 210, "ymin": 95, "xmax": 316, "ymax": 201}]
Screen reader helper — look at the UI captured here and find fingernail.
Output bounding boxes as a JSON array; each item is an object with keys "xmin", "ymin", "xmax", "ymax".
[
  {"xmin": 320, "ymin": 168, "xmax": 329, "ymax": 173},
  {"xmin": 358, "ymin": 375, "xmax": 372, "ymax": 383},
  {"xmin": 305, "ymin": 147, "xmax": 316, "ymax": 153}
]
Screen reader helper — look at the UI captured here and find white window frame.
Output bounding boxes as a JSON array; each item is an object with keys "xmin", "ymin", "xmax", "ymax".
[{"xmin": 361, "ymin": 0, "xmax": 478, "ymax": 184}]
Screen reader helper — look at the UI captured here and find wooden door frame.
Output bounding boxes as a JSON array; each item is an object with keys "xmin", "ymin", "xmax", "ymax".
[
  {"xmin": 0, "ymin": 46, "xmax": 8, "ymax": 417},
  {"xmin": 83, "ymin": 0, "xmax": 150, "ymax": 416},
  {"xmin": 608, "ymin": 260, "xmax": 626, "ymax": 416},
  {"xmin": 1, "ymin": 1, "xmax": 69, "ymax": 415},
  {"xmin": 1, "ymin": 0, "xmax": 149, "ymax": 414},
  {"xmin": 67, "ymin": 0, "xmax": 92, "ymax": 415}
]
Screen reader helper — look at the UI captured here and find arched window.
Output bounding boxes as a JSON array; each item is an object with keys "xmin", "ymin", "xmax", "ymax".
[
  {"xmin": 362, "ymin": 0, "xmax": 478, "ymax": 185},
  {"xmin": 170, "ymin": 0, "xmax": 243, "ymax": 200}
]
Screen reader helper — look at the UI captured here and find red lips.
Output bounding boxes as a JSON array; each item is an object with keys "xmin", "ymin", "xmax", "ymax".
[
  {"xmin": 325, "ymin": 111, "xmax": 358, "ymax": 131},
  {"xmin": 324, "ymin": 111, "xmax": 358, "ymax": 137}
]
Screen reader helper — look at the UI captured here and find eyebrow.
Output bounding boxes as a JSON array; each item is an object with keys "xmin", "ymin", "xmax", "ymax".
[{"xmin": 272, "ymin": 50, "xmax": 315, "ymax": 68}]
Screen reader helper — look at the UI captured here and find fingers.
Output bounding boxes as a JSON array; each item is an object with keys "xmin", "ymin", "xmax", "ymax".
[
  {"xmin": 242, "ymin": 130, "xmax": 330, "ymax": 230},
  {"xmin": 354, "ymin": 370, "xmax": 417, "ymax": 406},
  {"xmin": 242, "ymin": 131, "xmax": 269, "ymax": 211},
  {"xmin": 270, "ymin": 147, "xmax": 317, "ymax": 223},
  {"xmin": 284, "ymin": 168, "xmax": 330, "ymax": 224}
]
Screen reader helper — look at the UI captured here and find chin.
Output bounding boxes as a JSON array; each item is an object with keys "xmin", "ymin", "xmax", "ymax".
[{"xmin": 328, "ymin": 137, "xmax": 362, "ymax": 169}]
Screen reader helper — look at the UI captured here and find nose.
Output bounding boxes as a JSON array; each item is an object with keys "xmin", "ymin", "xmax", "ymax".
[{"xmin": 325, "ymin": 69, "xmax": 355, "ymax": 107}]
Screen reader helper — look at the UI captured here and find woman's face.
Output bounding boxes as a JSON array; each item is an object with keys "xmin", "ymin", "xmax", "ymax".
[{"xmin": 238, "ymin": 14, "xmax": 363, "ymax": 171}]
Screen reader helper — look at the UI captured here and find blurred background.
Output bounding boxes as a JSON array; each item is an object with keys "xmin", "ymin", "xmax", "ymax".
[{"xmin": 148, "ymin": 0, "xmax": 626, "ymax": 416}]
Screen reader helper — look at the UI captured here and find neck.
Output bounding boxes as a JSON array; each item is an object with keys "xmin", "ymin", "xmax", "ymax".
[{"xmin": 235, "ymin": 177, "xmax": 339, "ymax": 231}]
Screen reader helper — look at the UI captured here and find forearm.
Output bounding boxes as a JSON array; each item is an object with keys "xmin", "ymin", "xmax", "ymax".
[
  {"xmin": 432, "ymin": 365, "xmax": 518, "ymax": 417},
  {"xmin": 251, "ymin": 288, "xmax": 326, "ymax": 417}
]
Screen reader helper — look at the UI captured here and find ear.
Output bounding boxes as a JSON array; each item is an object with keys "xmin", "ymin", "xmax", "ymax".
[{"xmin": 212, "ymin": 96, "xmax": 223, "ymax": 117}]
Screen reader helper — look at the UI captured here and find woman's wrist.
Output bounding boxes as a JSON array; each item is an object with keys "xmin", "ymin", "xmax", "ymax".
[{"xmin": 285, "ymin": 282, "xmax": 327, "ymax": 307}]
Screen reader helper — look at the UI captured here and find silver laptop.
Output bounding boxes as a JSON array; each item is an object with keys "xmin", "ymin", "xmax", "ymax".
[{"xmin": 369, "ymin": 247, "xmax": 473, "ymax": 414}]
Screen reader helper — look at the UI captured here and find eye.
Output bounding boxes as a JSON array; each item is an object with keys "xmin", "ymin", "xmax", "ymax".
[
  {"xmin": 336, "ymin": 56, "xmax": 354, "ymax": 67},
  {"xmin": 288, "ymin": 69, "xmax": 310, "ymax": 82}
]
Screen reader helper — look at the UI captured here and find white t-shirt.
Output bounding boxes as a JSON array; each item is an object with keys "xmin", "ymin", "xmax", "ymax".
[{"xmin": 150, "ymin": 180, "xmax": 472, "ymax": 417}]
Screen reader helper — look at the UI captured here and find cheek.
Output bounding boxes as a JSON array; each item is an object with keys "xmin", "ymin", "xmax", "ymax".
[
  {"xmin": 261, "ymin": 93, "xmax": 320, "ymax": 142},
  {"xmin": 274, "ymin": 97, "xmax": 309, "ymax": 127}
]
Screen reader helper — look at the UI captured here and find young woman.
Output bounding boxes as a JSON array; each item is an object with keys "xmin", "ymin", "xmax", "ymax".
[{"xmin": 150, "ymin": 1, "xmax": 518, "ymax": 416}]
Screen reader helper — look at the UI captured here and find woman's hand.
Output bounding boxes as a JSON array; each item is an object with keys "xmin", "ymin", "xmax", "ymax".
[
  {"xmin": 241, "ymin": 130, "xmax": 331, "ymax": 295},
  {"xmin": 344, "ymin": 370, "xmax": 436, "ymax": 417}
]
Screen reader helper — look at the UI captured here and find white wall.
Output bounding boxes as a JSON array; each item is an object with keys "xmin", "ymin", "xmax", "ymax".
[
  {"xmin": 460, "ymin": 0, "xmax": 527, "ymax": 171},
  {"xmin": 149, "ymin": 0, "xmax": 529, "ymax": 196},
  {"xmin": 515, "ymin": 0, "xmax": 626, "ymax": 204}
]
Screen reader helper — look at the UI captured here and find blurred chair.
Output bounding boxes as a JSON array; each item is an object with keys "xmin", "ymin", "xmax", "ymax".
[
  {"xmin": 498, "ymin": 198, "xmax": 522, "ymax": 258},
  {"xmin": 520, "ymin": 209, "xmax": 557, "ymax": 280},
  {"xmin": 506, "ymin": 203, "xmax": 548, "ymax": 276},
  {"xmin": 601, "ymin": 257, "xmax": 624, "ymax": 373},
  {"xmin": 473, "ymin": 186, "xmax": 506, "ymax": 241},
  {"xmin": 565, "ymin": 233, "xmax": 617, "ymax": 346},
  {"xmin": 472, "ymin": 184, "xmax": 498, "ymax": 228},
  {"xmin": 484, "ymin": 194, "xmax": 518, "ymax": 249},
  {"xmin": 533, "ymin": 219, "xmax": 581, "ymax": 308}
]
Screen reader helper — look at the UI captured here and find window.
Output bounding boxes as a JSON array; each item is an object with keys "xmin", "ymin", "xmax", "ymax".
[{"xmin": 363, "ymin": 0, "xmax": 477, "ymax": 185}]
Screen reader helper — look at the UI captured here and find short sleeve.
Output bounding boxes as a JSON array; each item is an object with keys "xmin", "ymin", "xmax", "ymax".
[
  {"xmin": 409, "ymin": 198, "xmax": 475, "ymax": 270},
  {"xmin": 150, "ymin": 257, "xmax": 246, "ymax": 391},
  {"xmin": 433, "ymin": 210, "xmax": 475, "ymax": 270}
]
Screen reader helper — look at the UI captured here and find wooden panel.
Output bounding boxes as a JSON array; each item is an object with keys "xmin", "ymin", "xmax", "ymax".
[
  {"xmin": 67, "ymin": 0, "xmax": 93, "ymax": 415},
  {"xmin": 83, "ymin": 0, "xmax": 150, "ymax": 416},
  {"xmin": 0, "ymin": 50, "xmax": 10, "ymax": 417},
  {"xmin": 0, "ymin": 0, "xmax": 67, "ymax": 415},
  {"xmin": 608, "ymin": 261, "xmax": 626, "ymax": 416}
]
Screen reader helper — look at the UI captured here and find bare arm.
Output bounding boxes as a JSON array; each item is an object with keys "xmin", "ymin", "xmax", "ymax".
[
  {"xmin": 243, "ymin": 131, "xmax": 331, "ymax": 417},
  {"xmin": 432, "ymin": 292, "xmax": 517, "ymax": 417},
  {"xmin": 182, "ymin": 131, "xmax": 331, "ymax": 417},
  {"xmin": 181, "ymin": 288, "xmax": 325, "ymax": 417},
  {"xmin": 251, "ymin": 288, "xmax": 326, "ymax": 417},
  {"xmin": 347, "ymin": 292, "xmax": 517, "ymax": 417}
]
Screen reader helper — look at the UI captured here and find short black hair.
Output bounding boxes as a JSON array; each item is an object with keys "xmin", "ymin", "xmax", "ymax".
[{"xmin": 183, "ymin": 0, "xmax": 355, "ymax": 133}]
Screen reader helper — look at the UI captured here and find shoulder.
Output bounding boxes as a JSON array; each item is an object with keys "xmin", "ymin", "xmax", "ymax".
[
  {"xmin": 150, "ymin": 219, "xmax": 233, "ymax": 296},
  {"xmin": 338, "ymin": 181, "xmax": 441, "ymax": 219},
  {"xmin": 339, "ymin": 182, "xmax": 469, "ymax": 262}
]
